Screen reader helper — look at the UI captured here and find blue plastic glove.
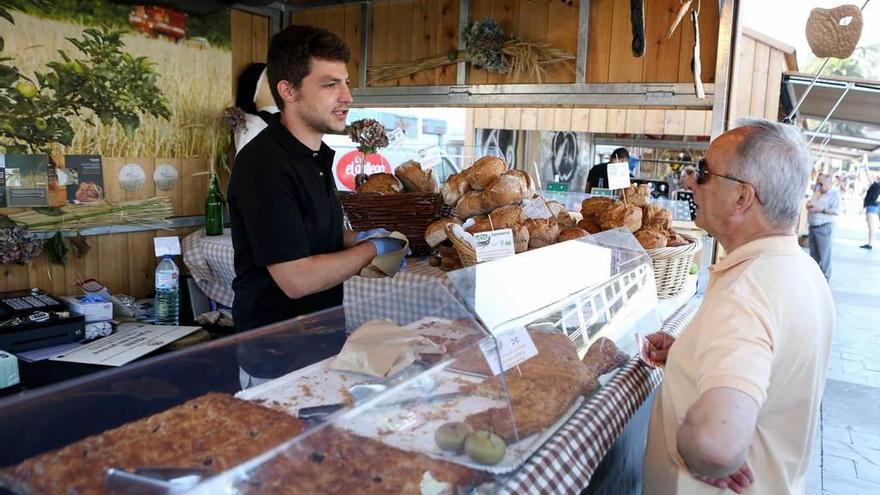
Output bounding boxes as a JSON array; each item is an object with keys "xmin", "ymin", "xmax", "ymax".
[
  {"xmin": 367, "ymin": 237, "xmax": 406, "ymax": 257},
  {"xmin": 356, "ymin": 228, "xmax": 392, "ymax": 242}
]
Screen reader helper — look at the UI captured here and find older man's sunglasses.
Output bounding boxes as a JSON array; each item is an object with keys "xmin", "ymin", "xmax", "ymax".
[{"xmin": 696, "ymin": 158, "xmax": 764, "ymax": 205}]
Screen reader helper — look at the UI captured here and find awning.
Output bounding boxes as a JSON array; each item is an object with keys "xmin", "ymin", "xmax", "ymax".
[
  {"xmin": 783, "ymin": 72, "xmax": 880, "ymax": 129},
  {"xmin": 804, "ymin": 131, "xmax": 880, "ymax": 153}
]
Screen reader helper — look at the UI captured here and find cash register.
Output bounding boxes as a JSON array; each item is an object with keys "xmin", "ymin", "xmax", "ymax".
[{"xmin": 0, "ymin": 288, "xmax": 85, "ymax": 353}]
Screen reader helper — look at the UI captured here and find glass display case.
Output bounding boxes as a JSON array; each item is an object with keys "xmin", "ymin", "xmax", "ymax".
[{"xmin": 0, "ymin": 230, "xmax": 659, "ymax": 494}]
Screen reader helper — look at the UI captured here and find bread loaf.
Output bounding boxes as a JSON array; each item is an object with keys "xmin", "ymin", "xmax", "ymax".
[
  {"xmin": 452, "ymin": 191, "xmax": 487, "ymax": 219},
  {"xmin": 523, "ymin": 218, "xmax": 560, "ymax": 249},
  {"xmin": 356, "ymin": 173, "xmax": 403, "ymax": 194},
  {"xmin": 576, "ymin": 217, "xmax": 603, "ymax": 234},
  {"xmin": 439, "ymin": 244, "xmax": 464, "ymax": 271},
  {"xmin": 557, "ymin": 227, "xmax": 589, "ymax": 242},
  {"xmin": 481, "ymin": 174, "xmax": 530, "ymax": 210},
  {"xmin": 642, "ymin": 203, "xmax": 672, "ymax": 231},
  {"xmin": 666, "ymin": 232, "xmax": 690, "ymax": 247},
  {"xmin": 394, "ymin": 160, "xmax": 438, "ymax": 193},
  {"xmin": 465, "ymin": 215, "xmax": 493, "ymax": 234},
  {"xmin": 598, "ymin": 203, "xmax": 643, "ymax": 232},
  {"xmin": 464, "ymin": 156, "xmax": 507, "ymax": 190},
  {"xmin": 488, "ymin": 204, "xmax": 524, "ymax": 229},
  {"xmin": 441, "ymin": 172, "xmax": 470, "ymax": 206},
  {"xmin": 545, "ymin": 200, "xmax": 575, "ymax": 228},
  {"xmin": 621, "ymin": 184, "xmax": 650, "ymax": 207},
  {"xmin": 504, "ymin": 169, "xmax": 534, "ymax": 194},
  {"xmin": 580, "ymin": 197, "xmax": 616, "ymax": 220},
  {"xmin": 635, "ymin": 228, "xmax": 668, "ymax": 250},
  {"xmin": 425, "ymin": 218, "xmax": 460, "ymax": 247},
  {"xmin": 512, "ymin": 224, "xmax": 530, "ymax": 253}
]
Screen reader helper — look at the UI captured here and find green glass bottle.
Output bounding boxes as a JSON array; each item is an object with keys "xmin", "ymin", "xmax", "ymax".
[{"xmin": 205, "ymin": 173, "xmax": 224, "ymax": 236}]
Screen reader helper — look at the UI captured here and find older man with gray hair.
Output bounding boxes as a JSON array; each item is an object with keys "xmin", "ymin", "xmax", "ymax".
[{"xmin": 642, "ymin": 119, "xmax": 834, "ymax": 494}]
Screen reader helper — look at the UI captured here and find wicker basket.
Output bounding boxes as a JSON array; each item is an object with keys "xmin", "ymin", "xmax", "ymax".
[
  {"xmin": 339, "ymin": 192, "xmax": 451, "ymax": 256},
  {"xmin": 445, "ymin": 224, "xmax": 478, "ymax": 267},
  {"xmin": 646, "ymin": 233, "xmax": 702, "ymax": 299}
]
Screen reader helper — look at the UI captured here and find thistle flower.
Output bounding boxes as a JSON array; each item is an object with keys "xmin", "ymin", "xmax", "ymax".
[
  {"xmin": 348, "ymin": 118, "xmax": 389, "ymax": 155},
  {"xmin": 0, "ymin": 226, "xmax": 43, "ymax": 265},
  {"xmin": 464, "ymin": 19, "xmax": 509, "ymax": 74}
]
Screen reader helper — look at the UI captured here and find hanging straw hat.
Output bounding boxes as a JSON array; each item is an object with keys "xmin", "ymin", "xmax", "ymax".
[{"xmin": 806, "ymin": 4, "xmax": 863, "ymax": 59}]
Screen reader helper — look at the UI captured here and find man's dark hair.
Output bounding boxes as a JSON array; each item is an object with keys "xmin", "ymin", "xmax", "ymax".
[
  {"xmin": 266, "ymin": 25, "xmax": 350, "ymax": 109},
  {"xmin": 611, "ymin": 147, "xmax": 629, "ymax": 162},
  {"xmin": 235, "ymin": 63, "xmax": 266, "ymax": 114}
]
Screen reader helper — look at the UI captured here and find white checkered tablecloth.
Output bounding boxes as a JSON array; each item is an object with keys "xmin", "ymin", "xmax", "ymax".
[
  {"xmin": 181, "ymin": 229, "xmax": 454, "ymax": 316},
  {"xmin": 498, "ymin": 303, "xmax": 698, "ymax": 495}
]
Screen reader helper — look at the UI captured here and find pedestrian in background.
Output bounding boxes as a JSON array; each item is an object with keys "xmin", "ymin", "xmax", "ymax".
[
  {"xmin": 861, "ymin": 173, "xmax": 880, "ymax": 249},
  {"xmin": 806, "ymin": 173, "xmax": 840, "ymax": 281}
]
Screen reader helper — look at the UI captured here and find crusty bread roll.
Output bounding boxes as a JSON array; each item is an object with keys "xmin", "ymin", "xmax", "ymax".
[
  {"xmin": 580, "ymin": 197, "xmax": 616, "ymax": 220},
  {"xmin": 598, "ymin": 203, "xmax": 643, "ymax": 232},
  {"xmin": 481, "ymin": 174, "xmax": 530, "ymax": 210},
  {"xmin": 464, "ymin": 156, "xmax": 507, "ymax": 191},
  {"xmin": 523, "ymin": 218, "xmax": 560, "ymax": 249},
  {"xmin": 452, "ymin": 191, "xmax": 486, "ymax": 219},
  {"xmin": 441, "ymin": 172, "xmax": 470, "ymax": 206},
  {"xmin": 357, "ymin": 173, "xmax": 403, "ymax": 194},
  {"xmin": 465, "ymin": 215, "xmax": 493, "ymax": 234},
  {"xmin": 642, "ymin": 203, "xmax": 672, "ymax": 230},
  {"xmin": 439, "ymin": 244, "xmax": 463, "ymax": 271},
  {"xmin": 635, "ymin": 228, "xmax": 668, "ymax": 250},
  {"xmin": 488, "ymin": 204, "xmax": 524, "ymax": 229},
  {"xmin": 512, "ymin": 224, "xmax": 530, "ymax": 253},
  {"xmin": 558, "ymin": 227, "xmax": 589, "ymax": 242},
  {"xmin": 545, "ymin": 200, "xmax": 575, "ymax": 228},
  {"xmin": 395, "ymin": 160, "xmax": 438, "ymax": 193},
  {"xmin": 425, "ymin": 218, "xmax": 460, "ymax": 247},
  {"xmin": 621, "ymin": 184, "xmax": 650, "ymax": 207},
  {"xmin": 504, "ymin": 169, "xmax": 534, "ymax": 194},
  {"xmin": 576, "ymin": 217, "xmax": 603, "ymax": 234},
  {"xmin": 666, "ymin": 232, "xmax": 690, "ymax": 247}
]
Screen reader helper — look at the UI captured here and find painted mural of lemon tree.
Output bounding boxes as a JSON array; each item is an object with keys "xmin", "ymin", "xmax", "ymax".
[{"xmin": 0, "ymin": 1, "xmax": 172, "ymax": 153}]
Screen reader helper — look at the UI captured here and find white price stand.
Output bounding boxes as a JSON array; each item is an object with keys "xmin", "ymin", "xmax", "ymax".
[
  {"xmin": 606, "ymin": 162, "xmax": 631, "ymax": 191},
  {"xmin": 474, "ymin": 229, "xmax": 516, "ymax": 262}
]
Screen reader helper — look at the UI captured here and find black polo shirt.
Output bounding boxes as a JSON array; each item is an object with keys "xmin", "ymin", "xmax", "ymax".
[{"xmin": 228, "ymin": 114, "xmax": 344, "ymax": 332}]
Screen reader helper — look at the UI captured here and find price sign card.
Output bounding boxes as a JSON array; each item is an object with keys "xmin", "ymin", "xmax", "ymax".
[
  {"xmin": 607, "ymin": 162, "xmax": 631, "ymax": 190},
  {"xmin": 479, "ymin": 326, "xmax": 539, "ymax": 375},
  {"xmin": 474, "ymin": 228, "xmax": 516, "ymax": 262}
]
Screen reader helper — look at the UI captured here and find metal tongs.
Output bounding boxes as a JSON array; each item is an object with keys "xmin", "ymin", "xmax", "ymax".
[{"xmin": 105, "ymin": 467, "xmax": 213, "ymax": 494}]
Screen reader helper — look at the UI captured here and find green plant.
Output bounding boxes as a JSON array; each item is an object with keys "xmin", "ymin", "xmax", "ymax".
[{"xmin": 0, "ymin": 1, "xmax": 171, "ymax": 153}]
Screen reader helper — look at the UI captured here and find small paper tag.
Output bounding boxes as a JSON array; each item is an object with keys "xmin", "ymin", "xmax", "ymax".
[
  {"xmin": 607, "ymin": 162, "xmax": 631, "ymax": 190},
  {"xmin": 474, "ymin": 228, "xmax": 515, "ymax": 262},
  {"xmin": 153, "ymin": 236, "xmax": 181, "ymax": 257},
  {"xmin": 479, "ymin": 326, "xmax": 539, "ymax": 375},
  {"xmin": 417, "ymin": 145, "xmax": 442, "ymax": 169}
]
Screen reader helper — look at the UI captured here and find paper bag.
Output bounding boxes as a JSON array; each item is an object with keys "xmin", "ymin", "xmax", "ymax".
[
  {"xmin": 330, "ymin": 320, "xmax": 444, "ymax": 378},
  {"xmin": 358, "ymin": 231, "xmax": 410, "ymax": 279}
]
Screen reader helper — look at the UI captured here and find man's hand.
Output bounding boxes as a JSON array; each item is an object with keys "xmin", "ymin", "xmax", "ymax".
[
  {"xmin": 356, "ymin": 228, "xmax": 391, "ymax": 242},
  {"xmin": 645, "ymin": 331, "xmax": 676, "ymax": 365},
  {"xmin": 367, "ymin": 237, "xmax": 406, "ymax": 257},
  {"xmin": 694, "ymin": 462, "xmax": 754, "ymax": 494}
]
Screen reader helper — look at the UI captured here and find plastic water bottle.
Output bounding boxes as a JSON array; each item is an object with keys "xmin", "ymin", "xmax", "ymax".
[{"xmin": 154, "ymin": 255, "xmax": 179, "ymax": 325}]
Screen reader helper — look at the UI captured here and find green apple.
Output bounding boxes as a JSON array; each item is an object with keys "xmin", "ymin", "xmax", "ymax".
[
  {"xmin": 464, "ymin": 430, "xmax": 506, "ymax": 465},
  {"xmin": 434, "ymin": 422, "xmax": 472, "ymax": 453}
]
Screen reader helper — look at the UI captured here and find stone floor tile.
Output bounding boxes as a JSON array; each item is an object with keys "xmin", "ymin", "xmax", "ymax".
[
  {"xmin": 824, "ymin": 454, "xmax": 858, "ymax": 478},
  {"xmin": 824, "ymin": 425, "xmax": 853, "ymax": 444}
]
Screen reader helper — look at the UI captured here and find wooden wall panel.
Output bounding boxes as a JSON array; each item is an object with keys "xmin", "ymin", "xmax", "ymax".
[
  {"xmin": 181, "ymin": 159, "xmax": 210, "ymax": 217},
  {"xmin": 664, "ymin": 109, "xmax": 685, "ymax": 135},
  {"xmin": 571, "ymin": 108, "xmax": 591, "ymax": 132},
  {"xmin": 587, "ymin": 0, "xmax": 615, "ymax": 83},
  {"xmin": 606, "ymin": 108, "xmax": 627, "ymax": 133},
  {"xmin": 553, "ymin": 108, "xmax": 573, "ymax": 132},
  {"xmin": 468, "ymin": 0, "xmax": 493, "ymax": 85},
  {"xmin": 645, "ymin": 109, "xmax": 666, "ymax": 134},
  {"xmin": 488, "ymin": 107, "xmax": 506, "ymax": 128},
  {"xmin": 155, "ymin": 158, "xmax": 184, "ymax": 217},
  {"xmin": 589, "ymin": 108, "xmax": 608, "ymax": 132},
  {"xmin": 764, "ymin": 49, "xmax": 786, "ymax": 120},
  {"xmin": 504, "ymin": 108, "xmax": 522, "ymax": 129},
  {"xmin": 437, "ymin": 0, "xmax": 460, "ymax": 85},
  {"xmin": 231, "ymin": 10, "xmax": 269, "ymax": 103},
  {"xmin": 473, "ymin": 108, "xmax": 491, "ymax": 128},
  {"xmin": 607, "ymin": 0, "xmax": 644, "ymax": 82},
  {"xmin": 749, "ymin": 42, "xmax": 771, "ymax": 118},
  {"xmin": 520, "ymin": 108, "xmax": 539, "ymax": 130},
  {"xmin": 625, "ymin": 109, "xmax": 646, "ymax": 134},
  {"xmin": 544, "ymin": 0, "xmax": 579, "ymax": 83},
  {"xmin": 729, "ymin": 35, "xmax": 757, "ymax": 124},
  {"xmin": 642, "ymin": 0, "xmax": 682, "ymax": 82},
  {"xmin": 537, "ymin": 108, "xmax": 555, "ymax": 131},
  {"xmin": 343, "ymin": 4, "xmax": 362, "ymax": 88}
]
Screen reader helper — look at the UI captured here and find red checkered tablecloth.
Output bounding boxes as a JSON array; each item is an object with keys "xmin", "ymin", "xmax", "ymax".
[{"xmin": 497, "ymin": 303, "xmax": 697, "ymax": 494}]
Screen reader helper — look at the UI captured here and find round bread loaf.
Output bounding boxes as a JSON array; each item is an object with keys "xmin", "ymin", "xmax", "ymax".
[
  {"xmin": 452, "ymin": 191, "xmax": 486, "ymax": 219},
  {"xmin": 576, "ymin": 217, "xmax": 603, "ymax": 234},
  {"xmin": 441, "ymin": 172, "xmax": 470, "ymax": 206},
  {"xmin": 523, "ymin": 218, "xmax": 560, "ymax": 249},
  {"xmin": 512, "ymin": 224, "xmax": 530, "ymax": 253},
  {"xmin": 395, "ymin": 160, "xmax": 438, "ymax": 193},
  {"xmin": 598, "ymin": 203, "xmax": 643, "ymax": 232},
  {"xmin": 580, "ymin": 197, "xmax": 616, "ymax": 220},
  {"xmin": 666, "ymin": 231, "xmax": 690, "ymax": 247},
  {"xmin": 642, "ymin": 203, "xmax": 672, "ymax": 230},
  {"xmin": 503, "ymin": 169, "xmax": 534, "ymax": 194},
  {"xmin": 635, "ymin": 228, "xmax": 668, "ymax": 250},
  {"xmin": 465, "ymin": 215, "xmax": 493, "ymax": 234},
  {"xmin": 481, "ymin": 174, "xmax": 530, "ymax": 210},
  {"xmin": 357, "ymin": 173, "xmax": 403, "ymax": 194},
  {"xmin": 488, "ymin": 204, "xmax": 524, "ymax": 229},
  {"xmin": 621, "ymin": 184, "xmax": 650, "ymax": 207},
  {"xmin": 558, "ymin": 227, "xmax": 589, "ymax": 242},
  {"xmin": 425, "ymin": 218, "xmax": 460, "ymax": 247},
  {"xmin": 464, "ymin": 156, "xmax": 507, "ymax": 190}
]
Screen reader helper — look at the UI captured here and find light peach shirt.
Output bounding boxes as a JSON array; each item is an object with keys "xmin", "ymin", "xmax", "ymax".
[{"xmin": 644, "ymin": 235, "xmax": 834, "ymax": 494}]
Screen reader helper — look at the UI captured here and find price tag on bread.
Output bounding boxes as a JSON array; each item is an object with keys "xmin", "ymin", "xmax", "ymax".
[
  {"xmin": 607, "ymin": 162, "xmax": 631, "ymax": 190},
  {"xmin": 478, "ymin": 325, "xmax": 539, "ymax": 375},
  {"xmin": 474, "ymin": 228, "xmax": 516, "ymax": 262}
]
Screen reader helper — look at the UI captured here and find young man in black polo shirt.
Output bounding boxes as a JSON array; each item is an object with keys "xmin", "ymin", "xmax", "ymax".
[
  {"xmin": 585, "ymin": 147, "xmax": 629, "ymax": 193},
  {"xmin": 229, "ymin": 26, "xmax": 401, "ymax": 333}
]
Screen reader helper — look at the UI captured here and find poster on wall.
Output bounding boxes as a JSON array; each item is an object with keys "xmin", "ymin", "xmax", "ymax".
[
  {"xmin": 536, "ymin": 131, "xmax": 590, "ymax": 194},
  {"xmin": 63, "ymin": 155, "xmax": 105, "ymax": 204},
  {"xmin": 3, "ymin": 154, "xmax": 49, "ymax": 207},
  {"xmin": 1, "ymin": 3, "xmax": 230, "ymax": 161},
  {"xmin": 475, "ymin": 129, "xmax": 518, "ymax": 169}
]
